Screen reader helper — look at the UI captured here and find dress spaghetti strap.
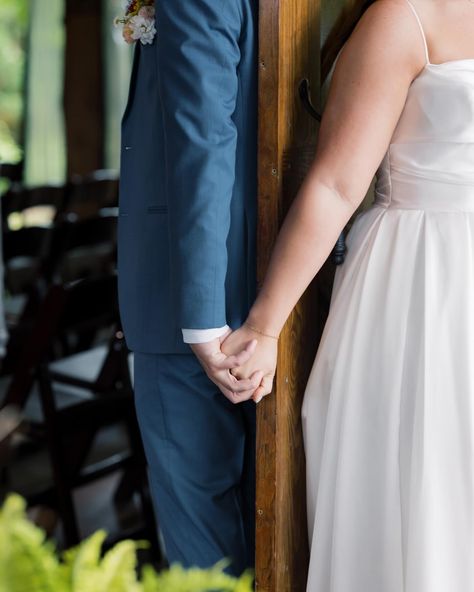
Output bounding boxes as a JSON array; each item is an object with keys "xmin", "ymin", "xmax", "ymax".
[{"xmin": 404, "ymin": 0, "xmax": 430, "ymax": 65}]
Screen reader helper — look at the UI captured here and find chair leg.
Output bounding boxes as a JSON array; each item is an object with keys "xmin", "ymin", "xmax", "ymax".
[
  {"xmin": 37, "ymin": 368, "xmax": 81, "ymax": 547},
  {"xmin": 113, "ymin": 466, "xmax": 137, "ymax": 505},
  {"xmin": 55, "ymin": 478, "xmax": 81, "ymax": 547},
  {"xmin": 47, "ymin": 457, "xmax": 80, "ymax": 545}
]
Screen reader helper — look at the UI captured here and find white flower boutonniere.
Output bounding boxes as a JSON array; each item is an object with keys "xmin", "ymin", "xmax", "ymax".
[{"xmin": 114, "ymin": 0, "xmax": 156, "ymax": 45}]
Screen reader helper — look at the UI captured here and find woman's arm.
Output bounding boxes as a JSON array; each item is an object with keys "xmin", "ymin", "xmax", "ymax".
[{"xmin": 222, "ymin": 0, "xmax": 427, "ymax": 401}]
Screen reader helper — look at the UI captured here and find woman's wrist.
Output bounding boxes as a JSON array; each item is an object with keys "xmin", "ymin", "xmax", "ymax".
[
  {"xmin": 244, "ymin": 320, "xmax": 279, "ymax": 340},
  {"xmin": 246, "ymin": 299, "xmax": 283, "ymax": 340}
]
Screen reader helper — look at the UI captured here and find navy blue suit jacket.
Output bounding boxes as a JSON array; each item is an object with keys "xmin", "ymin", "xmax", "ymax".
[{"xmin": 117, "ymin": 0, "xmax": 258, "ymax": 354}]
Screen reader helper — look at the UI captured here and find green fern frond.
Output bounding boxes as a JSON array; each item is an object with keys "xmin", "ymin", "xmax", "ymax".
[
  {"xmin": 98, "ymin": 539, "xmax": 142, "ymax": 592},
  {"xmin": 143, "ymin": 561, "xmax": 254, "ymax": 592},
  {"xmin": 64, "ymin": 530, "xmax": 107, "ymax": 592},
  {"xmin": 0, "ymin": 495, "xmax": 254, "ymax": 592},
  {"xmin": 0, "ymin": 494, "xmax": 63, "ymax": 592}
]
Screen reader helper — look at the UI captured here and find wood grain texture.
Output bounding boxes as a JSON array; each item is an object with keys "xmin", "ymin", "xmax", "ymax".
[
  {"xmin": 64, "ymin": 0, "xmax": 104, "ymax": 176},
  {"xmin": 255, "ymin": 1, "xmax": 336, "ymax": 590}
]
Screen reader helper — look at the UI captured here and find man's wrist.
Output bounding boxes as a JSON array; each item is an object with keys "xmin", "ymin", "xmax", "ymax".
[{"xmin": 182, "ymin": 325, "xmax": 230, "ymax": 344}]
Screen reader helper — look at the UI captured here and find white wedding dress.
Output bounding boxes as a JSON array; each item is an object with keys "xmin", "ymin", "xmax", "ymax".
[{"xmin": 302, "ymin": 2, "xmax": 474, "ymax": 590}]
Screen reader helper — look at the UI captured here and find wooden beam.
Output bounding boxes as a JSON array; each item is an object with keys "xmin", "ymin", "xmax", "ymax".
[
  {"xmin": 255, "ymin": 1, "xmax": 336, "ymax": 590},
  {"xmin": 64, "ymin": 0, "xmax": 104, "ymax": 177}
]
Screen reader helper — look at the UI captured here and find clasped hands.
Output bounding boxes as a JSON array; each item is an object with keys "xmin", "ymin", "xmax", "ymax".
[{"xmin": 190, "ymin": 322, "xmax": 278, "ymax": 404}]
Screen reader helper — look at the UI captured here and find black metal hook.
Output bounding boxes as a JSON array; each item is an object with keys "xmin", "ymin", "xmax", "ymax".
[
  {"xmin": 332, "ymin": 232, "xmax": 347, "ymax": 265},
  {"xmin": 298, "ymin": 79, "xmax": 321, "ymax": 122}
]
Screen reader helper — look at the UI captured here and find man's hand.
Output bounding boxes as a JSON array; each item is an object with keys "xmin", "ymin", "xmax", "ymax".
[
  {"xmin": 221, "ymin": 324, "xmax": 278, "ymax": 403},
  {"xmin": 190, "ymin": 330, "xmax": 264, "ymax": 404}
]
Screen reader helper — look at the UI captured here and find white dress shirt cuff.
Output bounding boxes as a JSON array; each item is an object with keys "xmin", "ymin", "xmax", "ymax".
[{"xmin": 182, "ymin": 325, "xmax": 230, "ymax": 344}]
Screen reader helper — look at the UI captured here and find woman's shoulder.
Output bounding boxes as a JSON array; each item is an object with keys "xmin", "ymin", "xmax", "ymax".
[
  {"xmin": 337, "ymin": 0, "xmax": 427, "ymax": 77},
  {"xmin": 355, "ymin": 0, "xmax": 421, "ymax": 39},
  {"xmin": 363, "ymin": 0, "xmax": 418, "ymax": 22}
]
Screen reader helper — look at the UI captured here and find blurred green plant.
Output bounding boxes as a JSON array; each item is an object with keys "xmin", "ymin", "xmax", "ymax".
[
  {"xmin": 0, "ymin": 0, "xmax": 28, "ymax": 165},
  {"xmin": 0, "ymin": 494, "xmax": 254, "ymax": 592}
]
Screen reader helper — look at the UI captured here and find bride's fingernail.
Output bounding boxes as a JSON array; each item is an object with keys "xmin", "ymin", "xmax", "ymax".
[{"xmin": 255, "ymin": 396, "xmax": 262, "ymax": 404}]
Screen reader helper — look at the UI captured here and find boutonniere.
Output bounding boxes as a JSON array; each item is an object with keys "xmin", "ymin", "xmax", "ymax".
[{"xmin": 114, "ymin": 0, "xmax": 156, "ymax": 45}]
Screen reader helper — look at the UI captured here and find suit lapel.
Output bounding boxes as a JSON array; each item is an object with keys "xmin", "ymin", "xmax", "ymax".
[{"xmin": 122, "ymin": 42, "xmax": 141, "ymax": 123}]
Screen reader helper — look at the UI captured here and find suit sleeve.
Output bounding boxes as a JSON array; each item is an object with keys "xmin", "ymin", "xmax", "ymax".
[{"xmin": 155, "ymin": 0, "xmax": 242, "ymax": 329}]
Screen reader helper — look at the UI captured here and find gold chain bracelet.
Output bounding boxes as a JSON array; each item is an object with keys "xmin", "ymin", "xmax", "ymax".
[{"xmin": 245, "ymin": 321, "xmax": 279, "ymax": 340}]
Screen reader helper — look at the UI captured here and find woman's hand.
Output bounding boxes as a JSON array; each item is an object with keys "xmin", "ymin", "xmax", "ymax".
[
  {"xmin": 221, "ymin": 323, "xmax": 278, "ymax": 403},
  {"xmin": 190, "ymin": 331, "xmax": 264, "ymax": 404}
]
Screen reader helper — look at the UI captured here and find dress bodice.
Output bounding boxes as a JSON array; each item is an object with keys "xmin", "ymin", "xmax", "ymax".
[{"xmin": 375, "ymin": 60, "xmax": 474, "ymax": 211}]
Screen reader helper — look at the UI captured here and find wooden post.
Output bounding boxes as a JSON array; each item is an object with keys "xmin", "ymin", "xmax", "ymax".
[
  {"xmin": 255, "ymin": 1, "xmax": 336, "ymax": 590},
  {"xmin": 64, "ymin": 0, "xmax": 104, "ymax": 177}
]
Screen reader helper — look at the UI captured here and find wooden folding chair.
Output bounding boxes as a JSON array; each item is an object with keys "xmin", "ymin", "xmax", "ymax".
[
  {"xmin": 2, "ymin": 226, "xmax": 53, "ymax": 295},
  {"xmin": 46, "ymin": 216, "xmax": 117, "ymax": 284},
  {"xmin": 2, "ymin": 184, "xmax": 66, "ymax": 231},
  {"xmin": 1, "ymin": 275, "xmax": 159, "ymax": 552},
  {"xmin": 62, "ymin": 170, "xmax": 119, "ymax": 222}
]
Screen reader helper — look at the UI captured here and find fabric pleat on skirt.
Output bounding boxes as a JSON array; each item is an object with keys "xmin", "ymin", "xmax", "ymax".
[{"xmin": 302, "ymin": 205, "xmax": 474, "ymax": 591}]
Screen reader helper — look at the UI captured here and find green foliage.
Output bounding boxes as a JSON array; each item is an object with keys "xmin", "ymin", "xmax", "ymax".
[
  {"xmin": 0, "ymin": 494, "xmax": 62, "ymax": 592},
  {"xmin": 0, "ymin": 495, "xmax": 254, "ymax": 592},
  {"xmin": 141, "ymin": 562, "xmax": 254, "ymax": 592},
  {"xmin": 0, "ymin": 0, "xmax": 28, "ymax": 164}
]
